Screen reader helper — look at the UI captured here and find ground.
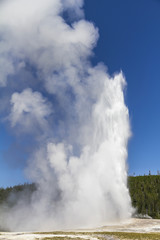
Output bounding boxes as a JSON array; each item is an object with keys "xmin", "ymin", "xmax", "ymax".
[{"xmin": 1, "ymin": 219, "xmax": 160, "ymax": 240}]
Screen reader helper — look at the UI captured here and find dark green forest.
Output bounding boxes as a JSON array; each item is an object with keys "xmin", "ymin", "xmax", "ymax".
[
  {"xmin": 0, "ymin": 183, "xmax": 36, "ymax": 207},
  {"xmin": 128, "ymin": 175, "xmax": 160, "ymax": 219},
  {"xmin": 1, "ymin": 175, "xmax": 160, "ymax": 219}
]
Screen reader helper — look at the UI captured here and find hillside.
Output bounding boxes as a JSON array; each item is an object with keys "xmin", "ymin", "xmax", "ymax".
[{"xmin": 128, "ymin": 175, "xmax": 160, "ymax": 218}]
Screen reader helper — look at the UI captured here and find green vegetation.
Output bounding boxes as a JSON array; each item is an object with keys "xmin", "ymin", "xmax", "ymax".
[
  {"xmin": 1, "ymin": 175, "xmax": 160, "ymax": 219},
  {"xmin": 98, "ymin": 231, "xmax": 160, "ymax": 239},
  {"xmin": 128, "ymin": 175, "xmax": 160, "ymax": 218},
  {"xmin": 0, "ymin": 183, "xmax": 36, "ymax": 207},
  {"xmin": 40, "ymin": 232, "xmax": 160, "ymax": 240}
]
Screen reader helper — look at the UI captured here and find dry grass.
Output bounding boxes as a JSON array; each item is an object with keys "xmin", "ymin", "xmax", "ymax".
[
  {"xmin": 96, "ymin": 231, "xmax": 160, "ymax": 240},
  {"xmin": 40, "ymin": 231, "xmax": 160, "ymax": 240},
  {"xmin": 42, "ymin": 238, "xmax": 86, "ymax": 240}
]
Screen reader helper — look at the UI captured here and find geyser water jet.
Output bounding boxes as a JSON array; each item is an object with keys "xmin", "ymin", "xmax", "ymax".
[{"xmin": 0, "ymin": 0, "xmax": 133, "ymax": 231}]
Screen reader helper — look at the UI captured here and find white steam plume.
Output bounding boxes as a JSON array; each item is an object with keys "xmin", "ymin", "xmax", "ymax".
[{"xmin": 0, "ymin": 0, "xmax": 133, "ymax": 231}]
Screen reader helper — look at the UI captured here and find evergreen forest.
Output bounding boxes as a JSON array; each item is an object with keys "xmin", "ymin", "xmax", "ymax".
[
  {"xmin": 1, "ymin": 175, "xmax": 160, "ymax": 219},
  {"xmin": 128, "ymin": 175, "xmax": 160, "ymax": 219}
]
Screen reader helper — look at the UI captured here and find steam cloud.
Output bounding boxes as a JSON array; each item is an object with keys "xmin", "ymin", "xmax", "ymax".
[{"xmin": 0, "ymin": 0, "xmax": 133, "ymax": 231}]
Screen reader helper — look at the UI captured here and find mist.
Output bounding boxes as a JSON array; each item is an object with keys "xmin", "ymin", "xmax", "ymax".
[{"xmin": 0, "ymin": 0, "xmax": 133, "ymax": 231}]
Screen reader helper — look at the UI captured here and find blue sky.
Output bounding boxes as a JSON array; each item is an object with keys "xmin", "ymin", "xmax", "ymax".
[
  {"xmin": 0, "ymin": 0, "xmax": 160, "ymax": 187},
  {"xmin": 85, "ymin": 0, "xmax": 160, "ymax": 176}
]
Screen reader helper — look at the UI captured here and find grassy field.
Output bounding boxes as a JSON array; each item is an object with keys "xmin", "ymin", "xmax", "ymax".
[
  {"xmin": 42, "ymin": 238, "xmax": 86, "ymax": 240},
  {"xmin": 36, "ymin": 231, "xmax": 160, "ymax": 240},
  {"xmin": 1, "ymin": 231, "xmax": 160, "ymax": 240},
  {"xmin": 100, "ymin": 231, "xmax": 160, "ymax": 239}
]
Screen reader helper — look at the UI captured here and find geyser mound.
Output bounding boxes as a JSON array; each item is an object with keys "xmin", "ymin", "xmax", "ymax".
[{"xmin": 0, "ymin": 0, "xmax": 133, "ymax": 231}]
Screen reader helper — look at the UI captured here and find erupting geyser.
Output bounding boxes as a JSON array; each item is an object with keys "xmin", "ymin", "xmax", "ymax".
[{"xmin": 0, "ymin": 0, "xmax": 133, "ymax": 231}]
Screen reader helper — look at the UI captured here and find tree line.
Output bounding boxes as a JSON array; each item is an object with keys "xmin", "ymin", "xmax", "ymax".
[
  {"xmin": 0, "ymin": 183, "xmax": 36, "ymax": 207},
  {"xmin": 1, "ymin": 175, "xmax": 160, "ymax": 219},
  {"xmin": 128, "ymin": 175, "xmax": 160, "ymax": 218}
]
